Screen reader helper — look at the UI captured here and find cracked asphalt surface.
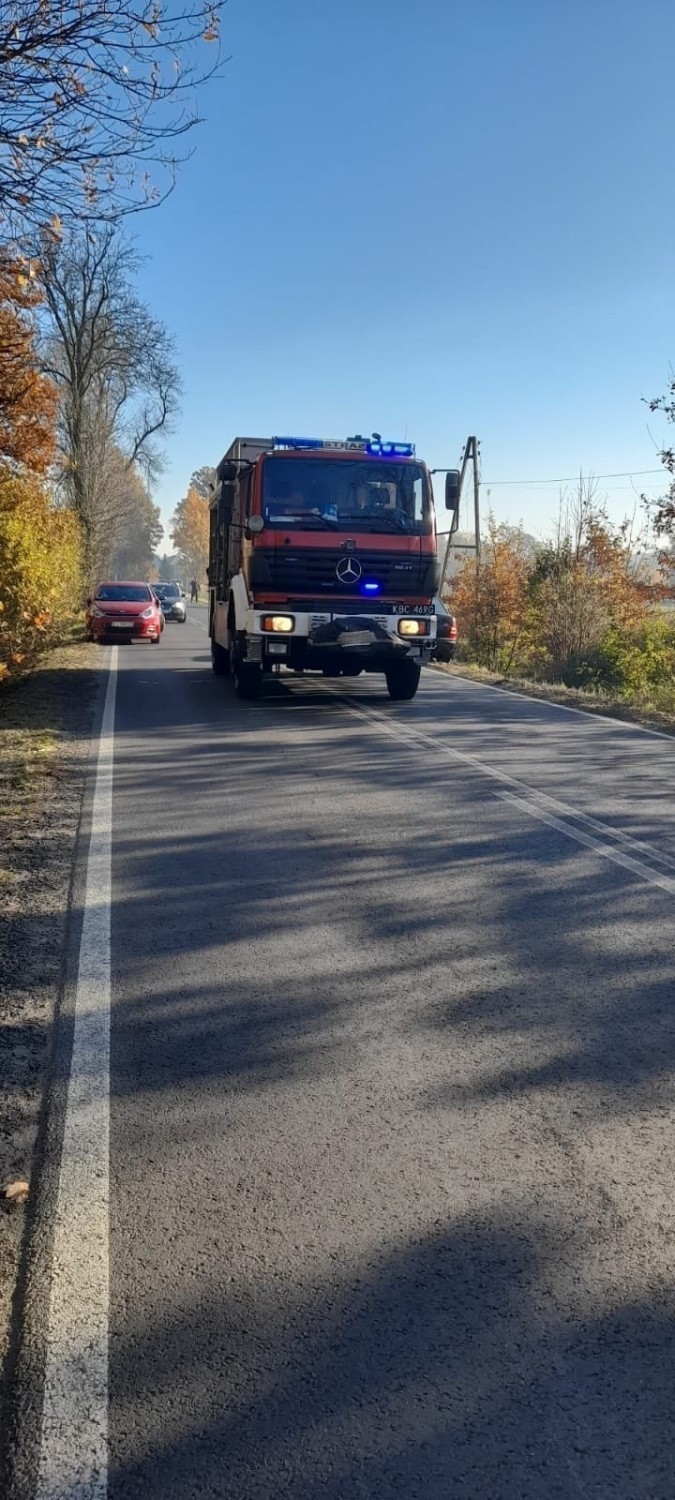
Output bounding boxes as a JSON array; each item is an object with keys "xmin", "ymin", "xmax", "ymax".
[{"xmin": 15, "ymin": 609, "xmax": 675, "ymax": 1498}]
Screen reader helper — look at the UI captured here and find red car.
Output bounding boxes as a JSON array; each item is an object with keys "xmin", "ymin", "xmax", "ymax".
[{"xmin": 86, "ymin": 581, "xmax": 164, "ymax": 644}]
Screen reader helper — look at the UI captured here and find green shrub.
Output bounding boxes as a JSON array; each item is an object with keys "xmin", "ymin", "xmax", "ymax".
[{"xmin": 557, "ymin": 617, "xmax": 675, "ymax": 706}]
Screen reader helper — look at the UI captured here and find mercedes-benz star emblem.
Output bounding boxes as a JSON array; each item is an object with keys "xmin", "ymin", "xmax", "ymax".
[{"xmin": 336, "ymin": 556, "xmax": 362, "ymax": 584}]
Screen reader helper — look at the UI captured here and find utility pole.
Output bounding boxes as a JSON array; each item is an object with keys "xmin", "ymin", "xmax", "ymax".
[
  {"xmin": 437, "ymin": 436, "xmax": 481, "ymax": 596},
  {"xmin": 472, "ymin": 437, "xmax": 481, "ymax": 562}
]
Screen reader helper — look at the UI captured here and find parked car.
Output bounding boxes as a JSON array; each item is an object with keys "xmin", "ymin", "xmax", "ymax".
[
  {"xmin": 86, "ymin": 581, "xmax": 164, "ymax": 644},
  {"xmin": 152, "ymin": 582, "xmax": 187, "ymax": 623},
  {"xmin": 431, "ymin": 597, "xmax": 457, "ymax": 662}
]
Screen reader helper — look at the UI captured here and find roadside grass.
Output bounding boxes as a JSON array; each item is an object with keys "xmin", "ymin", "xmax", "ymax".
[
  {"xmin": 432, "ymin": 660, "xmax": 675, "ymax": 737},
  {"xmin": 0, "ymin": 635, "xmax": 96, "ymax": 848}
]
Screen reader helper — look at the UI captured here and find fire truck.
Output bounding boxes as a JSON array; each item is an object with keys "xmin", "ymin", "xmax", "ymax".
[{"xmin": 207, "ymin": 435, "xmax": 459, "ymax": 701}]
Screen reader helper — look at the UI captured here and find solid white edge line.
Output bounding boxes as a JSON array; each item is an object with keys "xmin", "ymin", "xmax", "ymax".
[
  {"xmin": 36, "ymin": 647, "xmax": 117, "ymax": 1500},
  {"xmin": 496, "ymin": 792, "xmax": 675, "ymax": 897},
  {"xmin": 324, "ymin": 689, "xmax": 675, "ymax": 885}
]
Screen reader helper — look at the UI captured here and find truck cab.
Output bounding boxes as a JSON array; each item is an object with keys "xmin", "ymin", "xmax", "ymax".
[{"xmin": 208, "ymin": 435, "xmax": 458, "ymax": 701}]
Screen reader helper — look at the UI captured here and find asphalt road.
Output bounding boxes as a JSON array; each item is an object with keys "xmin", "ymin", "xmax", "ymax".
[{"xmin": 17, "ymin": 608, "xmax": 675, "ymax": 1497}]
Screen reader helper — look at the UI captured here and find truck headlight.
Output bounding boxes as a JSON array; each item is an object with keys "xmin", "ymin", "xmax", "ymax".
[
  {"xmin": 261, "ymin": 614, "xmax": 295, "ymax": 632},
  {"xmin": 398, "ymin": 618, "xmax": 430, "ymax": 637}
]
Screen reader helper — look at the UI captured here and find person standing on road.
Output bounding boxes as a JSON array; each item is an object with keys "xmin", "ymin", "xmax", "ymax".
[{"xmin": 190, "ymin": 578, "xmax": 198, "ymax": 603}]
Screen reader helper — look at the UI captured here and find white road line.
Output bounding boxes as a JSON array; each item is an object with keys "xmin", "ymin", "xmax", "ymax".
[
  {"xmin": 188, "ymin": 608, "xmax": 208, "ymax": 634},
  {"xmin": 497, "ymin": 792, "xmax": 675, "ymax": 897},
  {"xmin": 425, "ymin": 665, "xmax": 675, "ymax": 745},
  {"xmin": 326, "ymin": 689, "xmax": 675, "ymax": 881},
  {"xmin": 36, "ymin": 649, "xmax": 117, "ymax": 1500}
]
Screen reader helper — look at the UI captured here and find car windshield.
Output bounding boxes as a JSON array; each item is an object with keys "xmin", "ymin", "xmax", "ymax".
[
  {"xmin": 153, "ymin": 585, "xmax": 179, "ymax": 599},
  {"xmin": 262, "ymin": 458, "xmax": 433, "ymax": 534},
  {"xmin": 95, "ymin": 585, "xmax": 152, "ymax": 602}
]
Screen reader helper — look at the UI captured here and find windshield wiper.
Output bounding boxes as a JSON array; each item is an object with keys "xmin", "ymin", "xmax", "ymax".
[
  {"xmin": 358, "ymin": 513, "xmax": 412, "ymax": 532},
  {"xmin": 268, "ymin": 511, "xmax": 339, "ymax": 529}
]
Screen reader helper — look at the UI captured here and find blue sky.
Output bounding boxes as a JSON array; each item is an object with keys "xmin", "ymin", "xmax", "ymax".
[{"xmin": 132, "ymin": 0, "xmax": 675, "ymax": 545}]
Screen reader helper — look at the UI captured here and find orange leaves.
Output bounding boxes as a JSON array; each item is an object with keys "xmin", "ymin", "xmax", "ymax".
[
  {"xmin": 0, "ymin": 253, "xmax": 58, "ymax": 475},
  {"xmin": 450, "ymin": 517, "xmax": 532, "ymax": 673},
  {"xmin": 170, "ymin": 484, "xmax": 209, "ymax": 578},
  {"xmin": 202, "ymin": 3, "xmax": 220, "ymax": 41},
  {"xmin": 451, "ymin": 493, "xmax": 663, "ymax": 684}
]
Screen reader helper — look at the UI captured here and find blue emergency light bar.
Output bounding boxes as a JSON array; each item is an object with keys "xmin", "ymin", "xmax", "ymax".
[
  {"xmin": 366, "ymin": 440, "xmax": 415, "ymax": 458},
  {"xmin": 273, "ymin": 436, "xmax": 416, "ymax": 458}
]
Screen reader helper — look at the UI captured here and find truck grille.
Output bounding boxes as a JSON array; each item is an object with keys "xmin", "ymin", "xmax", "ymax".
[{"xmin": 251, "ymin": 547, "xmax": 435, "ymax": 597}]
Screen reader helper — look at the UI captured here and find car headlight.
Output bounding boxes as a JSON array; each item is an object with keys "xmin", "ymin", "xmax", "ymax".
[
  {"xmin": 398, "ymin": 618, "xmax": 430, "ymax": 637},
  {"xmin": 91, "ymin": 606, "xmax": 106, "ymax": 618},
  {"xmin": 140, "ymin": 606, "xmax": 155, "ymax": 619},
  {"xmin": 261, "ymin": 614, "xmax": 295, "ymax": 633}
]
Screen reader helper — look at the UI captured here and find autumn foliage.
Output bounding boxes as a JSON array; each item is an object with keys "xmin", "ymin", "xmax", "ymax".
[
  {"xmin": 450, "ymin": 518, "xmax": 532, "ymax": 675},
  {"xmin": 0, "ymin": 471, "xmax": 82, "ymax": 680},
  {"xmin": 171, "ymin": 486, "xmax": 209, "ymax": 582},
  {"xmin": 0, "ymin": 255, "xmax": 83, "ymax": 682},
  {"xmin": 0, "ymin": 256, "xmax": 57, "ymax": 472},
  {"xmin": 449, "ymin": 489, "xmax": 675, "ymax": 710}
]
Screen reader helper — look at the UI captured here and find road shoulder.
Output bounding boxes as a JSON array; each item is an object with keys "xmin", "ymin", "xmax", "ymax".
[
  {"xmin": 0, "ymin": 641, "xmax": 102, "ymax": 1469},
  {"xmin": 432, "ymin": 660, "xmax": 675, "ymax": 737}
]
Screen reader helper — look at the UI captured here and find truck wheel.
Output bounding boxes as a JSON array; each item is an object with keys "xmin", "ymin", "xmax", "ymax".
[
  {"xmin": 211, "ymin": 638, "xmax": 230, "ymax": 676},
  {"xmin": 235, "ymin": 661, "xmax": 262, "ymax": 700},
  {"xmin": 385, "ymin": 659, "xmax": 421, "ymax": 701},
  {"xmin": 230, "ymin": 636, "xmax": 262, "ymax": 700}
]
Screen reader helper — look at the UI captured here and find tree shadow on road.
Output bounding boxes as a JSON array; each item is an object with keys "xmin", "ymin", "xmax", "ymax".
[{"xmin": 107, "ymin": 1199, "xmax": 675, "ymax": 1499}]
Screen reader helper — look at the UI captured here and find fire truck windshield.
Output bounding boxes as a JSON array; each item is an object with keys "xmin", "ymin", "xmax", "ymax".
[{"xmin": 262, "ymin": 458, "xmax": 433, "ymax": 534}]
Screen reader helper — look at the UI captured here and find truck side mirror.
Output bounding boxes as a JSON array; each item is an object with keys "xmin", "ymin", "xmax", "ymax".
[{"xmin": 445, "ymin": 471, "xmax": 461, "ymax": 511}]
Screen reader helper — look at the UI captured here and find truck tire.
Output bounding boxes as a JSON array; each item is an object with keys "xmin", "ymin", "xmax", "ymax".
[
  {"xmin": 234, "ymin": 661, "xmax": 262, "ymax": 700},
  {"xmin": 211, "ymin": 638, "xmax": 230, "ymax": 676},
  {"xmin": 385, "ymin": 659, "xmax": 421, "ymax": 701},
  {"xmin": 230, "ymin": 635, "xmax": 262, "ymax": 700}
]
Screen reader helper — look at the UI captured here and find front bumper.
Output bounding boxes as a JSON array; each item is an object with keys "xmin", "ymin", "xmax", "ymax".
[
  {"xmin": 92, "ymin": 619, "xmax": 161, "ymax": 640},
  {"xmin": 246, "ymin": 607, "xmax": 435, "ymax": 670}
]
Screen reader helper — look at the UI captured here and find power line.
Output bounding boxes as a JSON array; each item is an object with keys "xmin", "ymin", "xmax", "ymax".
[{"xmin": 483, "ymin": 468, "xmax": 663, "ymax": 486}]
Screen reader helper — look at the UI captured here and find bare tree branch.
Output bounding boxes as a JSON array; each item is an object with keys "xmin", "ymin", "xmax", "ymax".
[
  {"xmin": 39, "ymin": 227, "xmax": 179, "ymax": 577},
  {"xmin": 0, "ymin": 0, "xmax": 224, "ymax": 242}
]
